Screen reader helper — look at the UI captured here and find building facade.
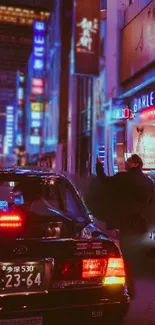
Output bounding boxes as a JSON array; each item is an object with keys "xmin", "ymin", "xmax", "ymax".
[
  {"xmin": 43, "ymin": 0, "xmax": 102, "ymax": 175},
  {"xmin": 100, "ymin": 0, "xmax": 155, "ymax": 175},
  {"xmin": 24, "ymin": 0, "xmax": 155, "ymax": 176},
  {"xmin": 41, "ymin": 0, "xmax": 73, "ymax": 171},
  {"xmin": 0, "ymin": 4, "xmax": 50, "ymax": 154},
  {"xmin": 67, "ymin": 0, "xmax": 101, "ymax": 177}
]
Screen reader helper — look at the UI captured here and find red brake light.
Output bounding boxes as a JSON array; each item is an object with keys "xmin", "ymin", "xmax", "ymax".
[
  {"xmin": 82, "ymin": 258, "xmax": 107, "ymax": 279},
  {"xmin": 103, "ymin": 257, "xmax": 125, "ymax": 285},
  {"xmin": 56, "ymin": 260, "xmax": 81, "ymax": 280},
  {"xmin": 82, "ymin": 257, "xmax": 126, "ymax": 285},
  {"xmin": 0, "ymin": 215, "xmax": 22, "ymax": 228}
]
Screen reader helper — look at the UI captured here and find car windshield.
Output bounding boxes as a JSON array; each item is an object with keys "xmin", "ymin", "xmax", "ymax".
[{"xmin": 0, "ymin": 179, "xmax": 87, "ymax": 220}]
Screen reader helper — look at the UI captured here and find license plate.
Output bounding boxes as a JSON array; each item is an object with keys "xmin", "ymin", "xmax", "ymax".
[
  {"xmin": 0, "ymin": 263, "xmax": 44, "ymax": 291},
  {"xmin": 0, "ymin": 317, "xmax": 43, "ymax": 325}
]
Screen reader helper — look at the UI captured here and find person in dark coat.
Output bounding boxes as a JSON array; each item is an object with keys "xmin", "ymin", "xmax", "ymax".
[
  {"xmin": 96, "ymin": 154, "xmax": 154, "ymax": 230},
  {"xmin": 96, "ymin": 154, "xmax": 154, "ymax": 300}
]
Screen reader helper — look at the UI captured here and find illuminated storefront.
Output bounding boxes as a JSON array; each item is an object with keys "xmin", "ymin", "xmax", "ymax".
[
  {"xmin": 127, "ymin": 88, "xmax": 155, "ymax": 170},
  {"xmin": 105, "ymin": 87, "xmax": 155, "ymax": 173},
  {"xmin": 102, "ymin": 99, "xmax": 130, "ymax": 175},
  {"xmin": 105, "ymin": 0, "xmax": 155, "ymax": 174}
]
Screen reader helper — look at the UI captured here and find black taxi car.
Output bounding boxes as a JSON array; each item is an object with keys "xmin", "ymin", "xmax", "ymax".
[{"xmin": 0, "ymin": 169, "xmax": 130, "ymax": 325}]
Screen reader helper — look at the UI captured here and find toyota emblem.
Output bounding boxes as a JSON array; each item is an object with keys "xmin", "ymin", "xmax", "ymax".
[{"xmin": 13, "ymin": 245, "xmax": 28, "ymax": 255}]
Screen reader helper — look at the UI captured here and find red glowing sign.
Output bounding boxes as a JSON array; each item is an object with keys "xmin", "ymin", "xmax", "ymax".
[
  {"xmin": 18, "ymin": 99, "xmax": 23, "ymax": 106},
  {"xmin": 74, "ymin": 0, "xmax": 100, "ymax": 75},
  {"xmin": 112, "ymin": 107, "xmax": 131, "ymax": 120},
  {"xmin": 32, "ymin": 78, "xmax": 44, "ymax": 95},
  {"xmin": 140, "ymin": 106, "xmax": 155, "ymax": 121},
  {"xmin": 32, "ymin": 78, "xmax": 43, "ymax": 87},
  {"xmin": 32, "ymin": 87, "xmax": 44, "ymax": 95}
]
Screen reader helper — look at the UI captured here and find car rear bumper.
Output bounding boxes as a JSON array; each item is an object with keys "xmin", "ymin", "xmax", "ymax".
[
  {"xmin": 0, "ymin": 302, "xmax": 130, "ymax": 325},
  {"xmin": 0, "ymin": 287, "xmax": 130, "ymax": 324}
]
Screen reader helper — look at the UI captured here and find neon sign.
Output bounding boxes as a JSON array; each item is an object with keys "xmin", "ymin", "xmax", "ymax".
[
  {"xmin": 112, "ymin": 107, "xmax": 130, "ymax": 120},
  {"xmin": 132, "ymin": 91, "xmax": 155, "ymax": 113},
  {"xmin": 33, "ymin": 21, "xmax": 45, "ymax": 71},
  {"xmin": 31, "ymin": 120, "xmax": 41, "ymax": 128},
  {"xmin": 32, "ymin": 78, "xmax": 43, "ymax": 87},
  {"xmin": 74, "ymin": 0, "xmax": 100, "ymax": 75},
  {"xmin": 140, "ymin": 106, "xmax": 155, "ymax": 121},
  {"xmin": 31, "ymin": 103, "xmax": 43, "ymax": 112},
  {"xmin": 76, "ymin": 18, "xmax": 98, "ymax": 52},
  {"xmin": 5, "ymin": 106, "xmax": 14, "ymax": 148}
]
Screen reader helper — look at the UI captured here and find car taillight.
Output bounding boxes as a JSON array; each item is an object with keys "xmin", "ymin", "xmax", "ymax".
[
  {"xmin": 103, "ymin": 257, "xmax": 125, "ymax": 285},
  {"xmin": 0, "ymin": 215, "xmax": 22, "ymax": 228},
  {"xmin": 55, "ymin": 260, "xmax": 81, "ymax": 281},
  {"xmin": 82, "ymin": 257, "xmax": 126, "ymax": 285},
  {"xmin": 82, "ymin": 258, "xmax": 107, "ymax": 279}
]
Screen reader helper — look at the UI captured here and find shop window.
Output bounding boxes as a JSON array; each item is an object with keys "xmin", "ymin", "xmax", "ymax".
[{"xmin": 112, "ymin": 125, "xmax": 126, "ymax": 173}]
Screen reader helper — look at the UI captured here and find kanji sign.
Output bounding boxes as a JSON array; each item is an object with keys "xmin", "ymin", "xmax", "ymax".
[
  {"xmin": 32, "ymin": 78, "xmax": 44, "ymax": 87},
  {"xmin": 32, "ymin": 86, "xmax": 44, "ymax": 95},
  {"xmin": 74, "ymin": 0, "xmax": 100, "ymax": 75},
  {"xmin": 76, "ymin": 18, "xmax": 98, "ymax": 52},
  {"xmin": 32, "ymin": 78, "xmax": 44, "ymax": 95},
  {"xmin": 33, "ymin": 21, "xmax": 45, "ymax": 71},
  {"xmin": 31, "ymin": 103, "xmax": 43, "ymax": 112}
]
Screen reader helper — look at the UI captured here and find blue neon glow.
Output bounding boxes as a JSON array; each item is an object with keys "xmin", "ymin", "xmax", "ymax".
[
  {"xmin": 19, "ymin": 75, "xmax": 24, "ymax": 83},
  {"xmin": 31, "ymin": 120, "xmax": 41, "ymax": 128},
  {"xmin": 31, "ymin": 112, "xmax": 42, "ymax": 120},
  {"xmin": 5, "ymin": 106, "xmax": 14, "ymax": 149},
  {"xmin": 33, "ymin": 21, "xmax": 45, "ymax": 71},
  {"xmin": 34, "ymin": 21, "xmax": 45, "ymax": 32},
  {"xmin": 30, "ymin": 136, "xmax": 41, "ymax": 145},
  {"xmin": 0, "ymin": 201, "xmax": 8, "ymax": 210},
  {"xmin": 14, "ymin": 196, "xmax": 24, "ymax": 205},
  {"xmin": 119, "ymin": 76, "xmax": 155, "ymax": 99}
]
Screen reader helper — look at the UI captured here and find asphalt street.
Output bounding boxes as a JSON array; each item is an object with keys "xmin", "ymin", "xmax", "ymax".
[{"xmin": 121, "ymin": 232, "xmax": 155, "ymax": 325}]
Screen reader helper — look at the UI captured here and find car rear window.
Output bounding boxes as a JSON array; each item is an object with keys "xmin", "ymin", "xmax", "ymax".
[{"xmin": 0, "ymin": 179, "xmax": 87, "ymax": 221}]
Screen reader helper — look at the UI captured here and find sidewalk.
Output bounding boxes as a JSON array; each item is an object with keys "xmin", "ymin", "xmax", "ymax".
[{"xmin": 125, "ymin": 278, "xmax": 155, "ymax": 325}]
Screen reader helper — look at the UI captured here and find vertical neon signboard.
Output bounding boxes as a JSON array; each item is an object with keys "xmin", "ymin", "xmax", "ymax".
[
  {"xmin": 74, "ymin": 0, "xmax": 100, "ymax": 75},
  {"xmin": 33, "ymin": 21, "xmax": 45, "ymax": 71},
  {"xmin": 5, "ymin": 106, "xmax": 14, "ymax": 148}
]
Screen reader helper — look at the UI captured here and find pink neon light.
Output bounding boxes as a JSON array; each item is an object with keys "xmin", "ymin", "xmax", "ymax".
[
  {"xmin": 140, "ymin": 106, "xmax": 155, "ymax": 121},
  {"xmin": 32, "ymin": 78, "xmax": 43, "ymax": 87},
  {"xmin": 123, "ymin": 107, "xmax": 130, "ymax": 119},
  {"xmin": 32, "ymin": 86, "xmax": 44, "ymax": 95}
]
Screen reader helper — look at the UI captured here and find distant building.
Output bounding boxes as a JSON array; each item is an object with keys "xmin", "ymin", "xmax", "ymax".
[
  {"xmin": 25, "ymin": 20, "xmax": 46, "ymax": 158},
  {"xmin": 0, "ymin": 2, "xmax": 50, "ymax": 153}
]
